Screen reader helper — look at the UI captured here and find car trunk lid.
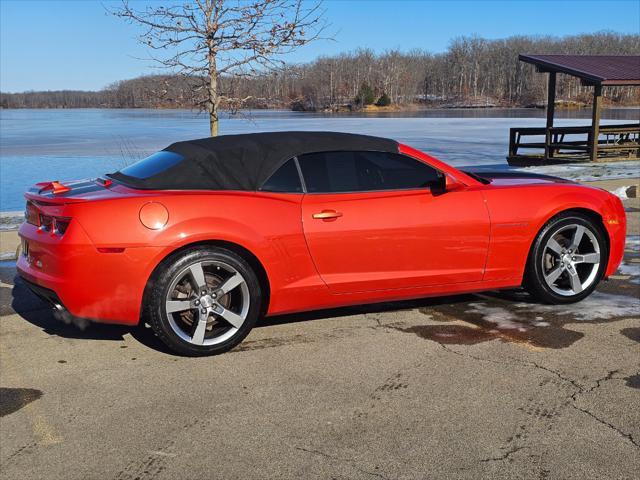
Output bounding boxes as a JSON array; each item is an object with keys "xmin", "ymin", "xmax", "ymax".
[
  {"xmin": 25, "ymin": 178, "xmax": 140, "ymax": 205},
  {"xmin": 23, "ymin": 178, "xmax": 148, "ymax": 236}
]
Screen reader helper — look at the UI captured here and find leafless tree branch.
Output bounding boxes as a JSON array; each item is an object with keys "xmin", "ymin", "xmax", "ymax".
[{"xmin": 109, "ymin": 0, "xmax": 329, "ymax": 135}]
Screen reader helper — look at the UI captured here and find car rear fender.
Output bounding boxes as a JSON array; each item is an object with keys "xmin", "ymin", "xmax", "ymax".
[
  {"xmin": 144, "ymin": 236, "xmax": 272, "ymax": 318},
  {"xmin": 150, "ymin": 216, "xmax": 272, "ymax": 267}
]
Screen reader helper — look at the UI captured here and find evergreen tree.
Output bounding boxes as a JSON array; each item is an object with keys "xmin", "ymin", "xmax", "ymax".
[
  {"xmin": 376, "ymin": 93, "xmax": 391, "ymax": 106},
  {"xmin": 354, "ymin": 82, "xmax": 376, "ymax": 106}
]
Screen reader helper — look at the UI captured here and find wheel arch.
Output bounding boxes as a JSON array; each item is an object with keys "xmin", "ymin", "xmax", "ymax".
[
  {"xmin": 526, "ymin": 206, "xmax": 610, "ymax": 274},
  {"xmin": 142, "ymin": 239, "xmax": 271, "ymax": 323},
  {"xmin": 541, "ymin": 207, "xmax": 609, "ymax": 250}
]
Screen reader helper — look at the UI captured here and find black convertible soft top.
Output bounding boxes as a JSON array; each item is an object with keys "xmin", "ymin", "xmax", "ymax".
[{"xmin": 109, "ymin": 131, "xmax": 399, "ymax": 191}]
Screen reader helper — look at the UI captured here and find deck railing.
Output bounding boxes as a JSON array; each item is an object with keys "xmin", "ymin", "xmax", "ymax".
[{"xmin": 507, "ymin": 122, "xmax": 640, "ymax": 166}]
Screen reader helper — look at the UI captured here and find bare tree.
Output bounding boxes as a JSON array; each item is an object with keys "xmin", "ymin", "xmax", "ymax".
[{"xmin": 111, "ymin": 0, "xmax": 328, "ymax": 136}]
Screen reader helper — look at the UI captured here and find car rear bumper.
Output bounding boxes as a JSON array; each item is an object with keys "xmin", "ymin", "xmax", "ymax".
[
  {"xmin": 20, "ymin": 275, "xmax": 63, "ymax": 305},
  {"xmin": 17, "ymin": 221, "xmax": 163, "ymax": 326},
  {"xmin": 18, "ymin": 276, "xmax": 91, "ymax": 328}
]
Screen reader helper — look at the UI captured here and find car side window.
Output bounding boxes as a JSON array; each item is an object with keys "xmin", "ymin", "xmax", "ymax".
[
  {"xmin": 297, "ymin": 151, "xmax": 442, "ymax": 193},
  {"xmin": 260, "ymin": 158, "xmax": 303, "ymax": 193}
]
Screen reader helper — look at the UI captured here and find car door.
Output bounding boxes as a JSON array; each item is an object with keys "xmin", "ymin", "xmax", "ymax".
[{"xmin": 298, "ymin": 150, "xmax": 490, "ymax": 294}]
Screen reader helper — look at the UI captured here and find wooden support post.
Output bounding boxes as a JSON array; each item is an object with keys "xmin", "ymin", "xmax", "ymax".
[
  {"xmin": 509, "ymin": 128, "xmax": 517, "ymax": 158},
  {"xmin": 545, "ymin": 72, "xmax": 556, "ymax": 160},
  {"xmin": 546, "ymin": 72, "xmax": 556, "ymax": 129},
  {"xmin": 589, "ymin": 84, "xmax": 603, "ymax": 162}
]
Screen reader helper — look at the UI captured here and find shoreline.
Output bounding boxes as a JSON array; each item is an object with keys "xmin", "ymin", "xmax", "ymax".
[{"xmin": 2, "ymin": 105, "xmax": 639, "ymax": 112}]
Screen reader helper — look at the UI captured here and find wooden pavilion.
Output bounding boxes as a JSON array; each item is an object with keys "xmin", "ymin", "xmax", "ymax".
[{"xmin": 507, "ymin": 54, "xmax": 640, "ymax": 166}]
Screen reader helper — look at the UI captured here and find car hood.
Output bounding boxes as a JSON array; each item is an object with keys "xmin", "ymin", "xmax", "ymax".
[{"xmin": 464, "ymin": 170, "xmax": 575, "ymax": 187}]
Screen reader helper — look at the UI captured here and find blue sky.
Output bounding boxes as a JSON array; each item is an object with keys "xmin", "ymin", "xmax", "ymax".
[{"xmin": 1, "ymin": 0, "xmax": 638, "ymax": 92}]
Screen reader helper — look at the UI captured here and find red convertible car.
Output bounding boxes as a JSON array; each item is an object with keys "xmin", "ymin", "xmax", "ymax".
[{"xmin": 17, "ymin": 132, "xmax": 626, "ymax": 355}]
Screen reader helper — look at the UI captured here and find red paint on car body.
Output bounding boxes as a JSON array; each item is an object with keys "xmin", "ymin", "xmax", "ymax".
[{"xmin": 17, "ymin": 142, "xmax": 626, "ymax": 325}]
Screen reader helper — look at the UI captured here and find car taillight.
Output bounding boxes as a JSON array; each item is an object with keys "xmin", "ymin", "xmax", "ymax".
[
  {"xmin": 37, "ymin": 213, "xmax": 71, "ymax": 236},
  {"xmin": 26, "ymin": 202, "xmax": 71, "ymax": 236},
  {"xmin": 53, "ymin": 217, "xmax": 71, "ymax": 235},
  {"xmin": 39, "ymin": 214, "xmax": 53, "ymax": 231},
  {"xmin": 25, "ymin": 201, "xmax": 39, "ymax": 225}
]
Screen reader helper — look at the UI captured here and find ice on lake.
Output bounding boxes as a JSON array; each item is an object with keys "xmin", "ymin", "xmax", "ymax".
[{"xmin": 1, "ymin": 108, "xmax": 638, "ymax": 212}]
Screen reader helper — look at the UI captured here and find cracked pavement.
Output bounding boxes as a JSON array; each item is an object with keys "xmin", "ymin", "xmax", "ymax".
[{"xmin": 1, "ymin": 200, "xmax": 638, "ymax": 479}]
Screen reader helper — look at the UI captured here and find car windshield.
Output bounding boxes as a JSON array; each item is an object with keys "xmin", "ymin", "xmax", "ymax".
[{"xmin": 115, "ymin": 151, "xmax": 184, "ymax": 179}]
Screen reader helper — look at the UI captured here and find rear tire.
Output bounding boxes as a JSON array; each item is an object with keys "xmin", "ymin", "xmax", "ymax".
[
  {"xmin": 524, "ymin": 213, "xmax": 607, "ymax": 304},
  {"xmin": 146, "ymin": 247, "xmax": 261, "ymax": 356}
]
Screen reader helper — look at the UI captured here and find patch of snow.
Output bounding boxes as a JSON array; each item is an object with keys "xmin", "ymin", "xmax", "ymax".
[
  {"xmin": 517, "ymin": 292, "xmax": 639, "ymax": 321},
  {"xmin": 465, "ymin": 303, "xmax": 522, "ymax": 329},
  {"xmin": 617, "ymin": 262, "xmax": 640, "ymax": 277},
  {"xmin": 612, "ymin": 186, "xmax": 631, "ymax": 200},
  {"xmin": 519, "ymin": 161, "xmax": 640, "ymax": 183},
  {"xmin": 0, "ymin": 252, "xmax": 17, "ymax": 261},
  {"xmin": 0, "ymin": 211, "xmax": 23, "ymax": 231},
  {"xmin": 626, "ymin": 236, "xmax": 640, "ymax": 252}
]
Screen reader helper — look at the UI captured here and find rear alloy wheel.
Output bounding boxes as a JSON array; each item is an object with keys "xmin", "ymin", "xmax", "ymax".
[
  {"xmin": 525, "ymin": 214, "xmax": 607, "ymax": 304},
  {"xmin": 147, "ymin": 247, "xmax": 261, "ymax": 355}
]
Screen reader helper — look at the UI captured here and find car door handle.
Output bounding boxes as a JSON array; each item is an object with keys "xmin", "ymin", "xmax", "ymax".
[{"xmin": 312, "ymin": 210, "xmax": 343, "ymax": 220}]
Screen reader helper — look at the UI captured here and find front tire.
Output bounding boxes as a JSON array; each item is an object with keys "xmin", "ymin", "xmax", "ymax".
[
  {"xmin": 524, "ymin": 213, "xmax": 607, "ymax": 304},
  {"xmin": 146, "ymin": 247, "xmax": 261, "ymax": 356}
]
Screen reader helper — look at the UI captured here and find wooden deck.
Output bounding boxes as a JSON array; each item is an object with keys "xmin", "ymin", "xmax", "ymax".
[{"xmin": 507, "ymin": 122, "xmax": 640, "ymax": 166}]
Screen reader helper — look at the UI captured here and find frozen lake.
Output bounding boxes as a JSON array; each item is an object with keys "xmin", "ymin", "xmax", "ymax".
[{"xmin": 1, "ymin": 108, "xmax": 638, "ymax": 211}]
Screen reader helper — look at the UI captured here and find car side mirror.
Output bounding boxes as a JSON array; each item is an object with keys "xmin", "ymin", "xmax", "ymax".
[
  {"xmin": 445, "ymin": 174, "xmax": 465, "ymax": 192},
  {"xmin": 432, "ymin": 174, "xmax": 465, "ymax": 195}
]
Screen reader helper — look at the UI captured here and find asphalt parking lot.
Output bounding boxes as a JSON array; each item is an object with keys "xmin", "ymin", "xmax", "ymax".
[{"xmin": 1, "ymin": 201, "xmax": 639, "ymax": 480}]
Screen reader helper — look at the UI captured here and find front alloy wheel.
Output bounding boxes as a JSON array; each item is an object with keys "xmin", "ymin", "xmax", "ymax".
[
  {"xmin": 540, "ymin": 224, "xmax": 601, "ymax": 296},
  {"xmin": 525, "ymin": 213, "xmax": 607, "ymax": 304}
]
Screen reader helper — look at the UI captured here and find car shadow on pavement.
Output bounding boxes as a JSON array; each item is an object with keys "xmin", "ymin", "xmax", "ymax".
[
  {"xmin": 260, "ymin": 294, "xmax": 478, "ymax": 328},
  {"xmin": 9, "ymin": 269, "xmax": 482, "ymax": 355},
  {"xmin": 9, "ymin": 275, "xmax": 175, "ymax": 354}
]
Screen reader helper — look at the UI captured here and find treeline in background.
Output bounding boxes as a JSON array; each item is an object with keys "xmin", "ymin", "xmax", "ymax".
[{"xmin": 2, "ymin": 32, "xmax": 639, "ymax": 110}]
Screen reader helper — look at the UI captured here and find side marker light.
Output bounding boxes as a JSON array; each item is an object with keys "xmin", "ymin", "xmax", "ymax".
[{"xmin": 97, "ymin": 247, "xmax": 125, "ymax": 253}]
